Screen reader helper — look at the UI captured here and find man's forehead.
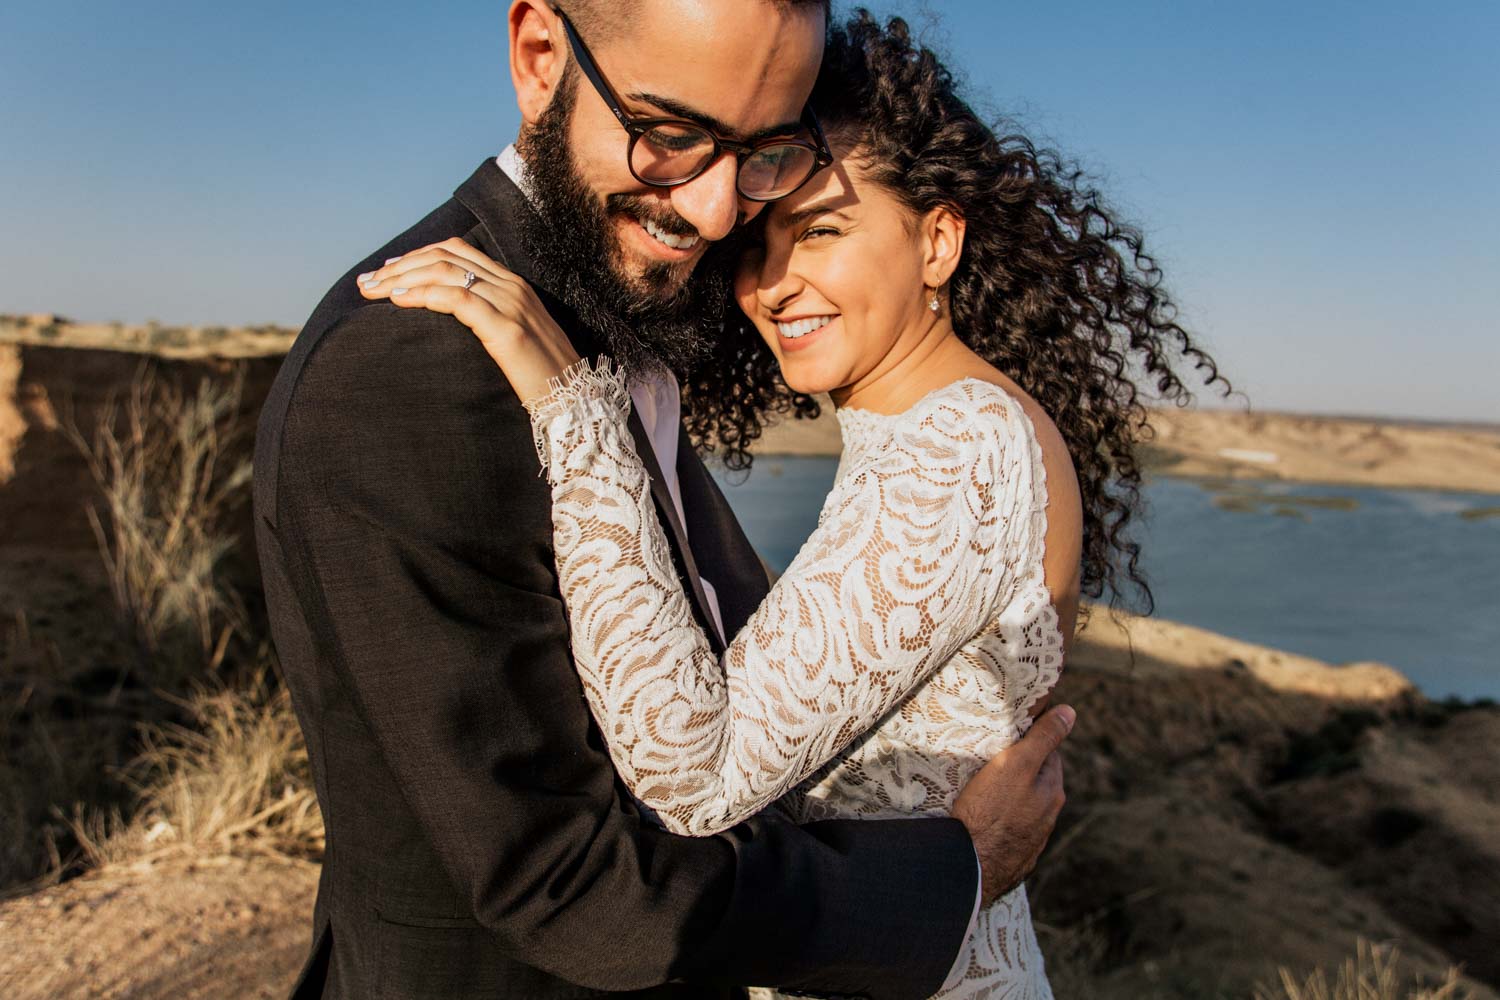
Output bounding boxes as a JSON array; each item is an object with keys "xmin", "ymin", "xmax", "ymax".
[{"xmin": 592, "ymin": 0, "xmax": 824, "ymax": 139}]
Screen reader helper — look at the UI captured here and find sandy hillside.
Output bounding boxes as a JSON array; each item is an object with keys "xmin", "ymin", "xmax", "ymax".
[
  {"xmin": 1, "ymin": 612, "xmax": 1496, "ymax": 999},
  {"xmin": 753, "ymin": 397, "xmax": 1500, "ymax": 494},
  {"xmin": 2, "ymin": 327, "xmax": 1496, "ymax": 997},
  {"xmin": 0, "ymin": 314, "xmax": 295, "ymax": 360},
  {"xmin": 0, "ymin": 857, "xmax": 318, "ymax": 999},
  {"xmin": 1147, "ymin": 406, "xmax": 1500, "ymax": 494}
]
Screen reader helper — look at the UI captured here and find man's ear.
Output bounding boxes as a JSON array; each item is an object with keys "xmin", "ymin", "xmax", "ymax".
[
  {"xmin": 510, "ymin": 2, "xmax": 566, "ymax": 127},
  {"xmin": 920, "ymin": 206, "xmax": 967, "ymax": 290}
]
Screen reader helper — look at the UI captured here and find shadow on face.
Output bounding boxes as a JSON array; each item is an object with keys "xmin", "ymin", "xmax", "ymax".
[{"xmin": 733, "ymin": 146, "xmax": 935, "ymax": 397}]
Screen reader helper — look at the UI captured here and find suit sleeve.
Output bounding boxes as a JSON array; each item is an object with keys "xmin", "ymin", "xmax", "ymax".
[{"xmin": 267, "ymin": 306, "xmax": 977, "ymax": 999}]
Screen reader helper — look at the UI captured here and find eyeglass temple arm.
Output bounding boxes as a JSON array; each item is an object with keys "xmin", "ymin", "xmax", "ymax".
[
  {"xmin": 804, "ymin": 108, "xmax": 835, "ymax": 166},
  {"xmin": 551, "ymin": 6, "xmax": 638, "ymax": 132}
]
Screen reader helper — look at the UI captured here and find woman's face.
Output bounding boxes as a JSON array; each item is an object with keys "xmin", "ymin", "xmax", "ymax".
[{"xmin": 733, "ymin": 147, "xmax": 937, "ymax": 398}]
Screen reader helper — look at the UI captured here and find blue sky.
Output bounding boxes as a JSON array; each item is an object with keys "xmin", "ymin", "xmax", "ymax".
[{"xmin": 1, "ymin": 1, "xmax": 1495, "ymax": 422}]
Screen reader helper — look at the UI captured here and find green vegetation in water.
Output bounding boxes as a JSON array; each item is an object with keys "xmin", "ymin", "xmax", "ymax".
[
  {"xmin": 1136, "ymin": 443, "xmax": 1186, "ymax": 471},
  {"xmin": 1213, "ymin": 496, "xmax": 1261, "ymax": 514},
  {"xmin": 1208, "ymin": 484, "xmax": 1359, "ymax": 515},
  {"xmin": 1459, "ymin": 506, "xmax": 1500, "ymax": 521}
]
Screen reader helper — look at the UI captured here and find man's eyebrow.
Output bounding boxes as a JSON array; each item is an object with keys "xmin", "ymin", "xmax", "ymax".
[{"xmin": 628, "ymin": 91, "xmax": 804, "ymax": 143}]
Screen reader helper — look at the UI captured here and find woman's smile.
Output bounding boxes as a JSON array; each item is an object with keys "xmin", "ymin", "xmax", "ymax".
[{"xmin": 775, "ymin": 314, "xmax": 840, "ymax": 352}]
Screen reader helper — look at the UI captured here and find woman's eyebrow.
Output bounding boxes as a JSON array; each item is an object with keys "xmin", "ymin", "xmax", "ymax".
[
  {"xmin": 778, "ymin": 203, "xmax": 853, "ymax": 229},
  {"xmin": 628, "ymin": 91, "xmax": 804, "ymax": 143}
]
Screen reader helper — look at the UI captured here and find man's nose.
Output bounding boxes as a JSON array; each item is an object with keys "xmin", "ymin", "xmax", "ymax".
[{"xmin": 669, "ymin": 153, "xmax": 744, "ymax": 243}]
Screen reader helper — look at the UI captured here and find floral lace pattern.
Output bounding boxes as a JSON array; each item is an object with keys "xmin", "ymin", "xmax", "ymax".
[{"xmin": 528, "ymin": 361, "xmax": 1063, "ymax": 998}]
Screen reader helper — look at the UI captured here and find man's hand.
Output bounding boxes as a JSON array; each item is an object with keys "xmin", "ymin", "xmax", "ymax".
[{"xmin": 951, "ymin": 704, "xmax": 1074, "ymax": 904}]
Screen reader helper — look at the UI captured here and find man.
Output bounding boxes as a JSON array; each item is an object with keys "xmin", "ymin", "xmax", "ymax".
[{"xmin": 253, "ymin": 2, "xmax": 1072, "ymax": 997}]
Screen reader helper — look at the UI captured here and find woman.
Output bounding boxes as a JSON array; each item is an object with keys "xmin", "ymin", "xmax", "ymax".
[{"xmin": 358, "ymin": 12, "xmax": 1226, "ymax": 997}]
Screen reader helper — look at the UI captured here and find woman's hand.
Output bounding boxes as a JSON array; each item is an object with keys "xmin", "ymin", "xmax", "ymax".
[{"xmin": 356, "ymin": 238, "xmax": 581, "ymax": 405}]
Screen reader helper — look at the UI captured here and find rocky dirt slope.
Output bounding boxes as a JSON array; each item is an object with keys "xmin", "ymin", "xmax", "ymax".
[
  {"xmin": 2, "ymin": 325, "xmax": 1495, "ymax": 998},
  {"xmin": 2, "ymin": 614, "xmax": 1494, "ymax": 1000}
]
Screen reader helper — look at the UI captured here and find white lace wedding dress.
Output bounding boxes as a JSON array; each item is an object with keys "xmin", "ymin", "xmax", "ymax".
[{"xmin": 526, "ymin": 360, "xmax": 1064, "ymax": 999}]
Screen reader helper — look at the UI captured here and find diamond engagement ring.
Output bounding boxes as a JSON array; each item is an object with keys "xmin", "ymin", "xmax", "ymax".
[{"xmin": 461, "ymin": 270, "xmax": 478, "ymax": 291}]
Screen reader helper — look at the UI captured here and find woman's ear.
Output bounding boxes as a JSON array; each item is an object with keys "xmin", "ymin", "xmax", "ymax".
[
  {"xmin": 510, "ymin": 2, "xmax": 566, "ymax": 127},
  {"xmin": 920, "ymin": 206, "xmax": 967, "ymax": 289}
]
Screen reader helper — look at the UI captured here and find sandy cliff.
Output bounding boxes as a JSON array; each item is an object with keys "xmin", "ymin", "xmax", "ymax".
[
  {"xmin": 2, "ymin": 612, "xmax": 1495, "ymax": 999},
  {"xmin": 2, "ymin": 324, "xmax": 1496, "ymax": 998}
]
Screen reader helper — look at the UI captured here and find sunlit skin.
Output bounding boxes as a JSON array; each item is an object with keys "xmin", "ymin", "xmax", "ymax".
[
  {"xmin": 736, "ymin": 147, "xmax": 1087, "ymax": 666},
  {"xmin": 508, "ymin": 0, "xmax": 825, "ymax": 298}
]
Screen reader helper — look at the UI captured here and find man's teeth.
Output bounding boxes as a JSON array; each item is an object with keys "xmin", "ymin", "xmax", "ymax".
[
  {"xmin": 776, "ymin": 316, "xmax": 836, "ymax": 339},
  {"xmin": 642, "ymin": 218, "xmax": 700, "ymax": 251}
]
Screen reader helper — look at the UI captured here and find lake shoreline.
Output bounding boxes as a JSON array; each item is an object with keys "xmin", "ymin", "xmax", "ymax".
[{"xmin": 746, "ymin": 398, "xmax": 1500, "ymax": 496}]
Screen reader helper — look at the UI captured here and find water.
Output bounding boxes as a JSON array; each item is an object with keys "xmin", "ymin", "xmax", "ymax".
[{"xmin": 711, "ymin": 456, "xmax": 1500, "ymax": 701}]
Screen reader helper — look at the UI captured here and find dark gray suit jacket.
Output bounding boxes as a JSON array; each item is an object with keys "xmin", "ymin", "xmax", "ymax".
[{"xmin": 253, "ymin": 159, "xmax": 975, "ymax": 1000}]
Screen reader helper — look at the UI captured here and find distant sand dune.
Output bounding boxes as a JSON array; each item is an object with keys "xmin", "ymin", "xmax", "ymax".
[{"xmin": 752, "ymin": 395, "xmax": 1500, "ymax": 494}]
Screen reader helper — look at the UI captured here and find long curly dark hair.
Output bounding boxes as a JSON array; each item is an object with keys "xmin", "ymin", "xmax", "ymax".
[{"xmin": 679, "ymin": 10, "xmax": 1230, "ymax": 609}]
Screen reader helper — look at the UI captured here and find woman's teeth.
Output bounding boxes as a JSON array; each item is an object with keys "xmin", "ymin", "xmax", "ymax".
[
  {"xmin": 776, "ymin": 316, "xmax": 836, "ymax": 339},
  {"xmin": 642, "ymin": 218, "xmax": 700, "ymax": 251}
]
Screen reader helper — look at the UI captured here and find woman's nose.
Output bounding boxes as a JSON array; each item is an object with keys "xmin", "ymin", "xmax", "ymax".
[{"xmin": 754, "ymin": 242, "xmax": 802, "ymax": 314}]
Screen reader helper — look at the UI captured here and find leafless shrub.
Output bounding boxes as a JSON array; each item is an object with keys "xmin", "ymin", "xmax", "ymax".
[
  {"xmin": 1255, "ymin": 940, "xmax": 1471, "ymax": 1000},
  {"xmin": 65, "ymin": 364, "xmax": 252, "ymax": 686},
  {"xmin": 67, "ymin": 667, "xmax": 322, "ymax": 868}
]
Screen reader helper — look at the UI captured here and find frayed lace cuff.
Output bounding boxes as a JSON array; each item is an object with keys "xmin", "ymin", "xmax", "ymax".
[{"xmin": 523, "ymin": 356, "xmax": 632, "ymax": 483}]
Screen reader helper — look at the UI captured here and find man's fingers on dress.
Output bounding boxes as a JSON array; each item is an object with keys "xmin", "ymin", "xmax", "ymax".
[
  {"xmin": 1037, "ymin": 751, "xmax": 1065, "ymax": 814},
  {"xmin": 1016, "ymin": 705, "xmax": 1075, "ymax": 770}
]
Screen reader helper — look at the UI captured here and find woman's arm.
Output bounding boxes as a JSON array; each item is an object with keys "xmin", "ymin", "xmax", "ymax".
[
  {"xmin": 357, "ymin": 242, "xmax": 1052, "ymax": 837},
  {"xmin": 531, "ymin": 361, "xmax": 1040, "ymax": 835}
]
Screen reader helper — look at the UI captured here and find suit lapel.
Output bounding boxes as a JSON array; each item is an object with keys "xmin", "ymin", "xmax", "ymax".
[
  {"xmin": 675, "ymin": 439, "xmax": 771, "ymax": 641},
  {"xmin": 454, "ymin": 161, "xmax": 729, "ymax": 649}
]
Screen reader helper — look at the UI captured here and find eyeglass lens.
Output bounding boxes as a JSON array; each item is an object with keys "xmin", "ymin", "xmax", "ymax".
[{"xmin": 631, "ymin": 124, "xmax": 818, "ymax": 201}]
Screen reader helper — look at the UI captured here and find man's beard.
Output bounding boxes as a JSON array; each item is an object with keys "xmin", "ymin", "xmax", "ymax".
[{"xmin": 514, "ymin": 77, "xmax": 741, "ymax": 377}]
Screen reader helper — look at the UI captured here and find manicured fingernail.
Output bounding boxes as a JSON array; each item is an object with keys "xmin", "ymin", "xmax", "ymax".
[
  {"xmin": 385, "ymin": 257, "xmax": 401, "ymax": 264},
  {"xmin": 1056, "ymin": 705, "xmax": 1076, "ymax": 731},
  {"xmin": 391, "ymin": 287, "xmax": 408, "ymax": 295},
  {"xmin": 360, "ymin": 277, "xmax": 379, "ymax": 288}
]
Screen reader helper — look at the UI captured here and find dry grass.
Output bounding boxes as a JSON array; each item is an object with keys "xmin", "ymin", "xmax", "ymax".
[
  {"xmin": 1256, "ymin": 940, "xmax": 1472, "ymax": 1000},
  {"xmin": 64, "ymin": 364, "xmax": 252, "ymax": 686},
  {"xmin": 0, "ymin": 363, "xmax": 296, "ymax": 892},
  {"xmin": 67, "ymin": 668, "xmax": 322, "ymax": 868}
]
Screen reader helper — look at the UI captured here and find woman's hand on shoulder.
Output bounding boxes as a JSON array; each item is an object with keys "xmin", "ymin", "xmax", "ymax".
[{"xmin": 356, "ymin": 238, "xmax": 581, "ymax": 405}]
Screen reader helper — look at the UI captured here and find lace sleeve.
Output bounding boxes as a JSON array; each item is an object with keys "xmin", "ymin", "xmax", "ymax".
[{"xmin": 530, "ymin": 362, "xmax": 1037, "ymax": 836}]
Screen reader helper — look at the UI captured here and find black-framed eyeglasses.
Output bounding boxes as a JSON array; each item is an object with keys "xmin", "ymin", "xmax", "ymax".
[{"xmin": 553, "ymin": 6, "xmax": 834, "ymax": 203}]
